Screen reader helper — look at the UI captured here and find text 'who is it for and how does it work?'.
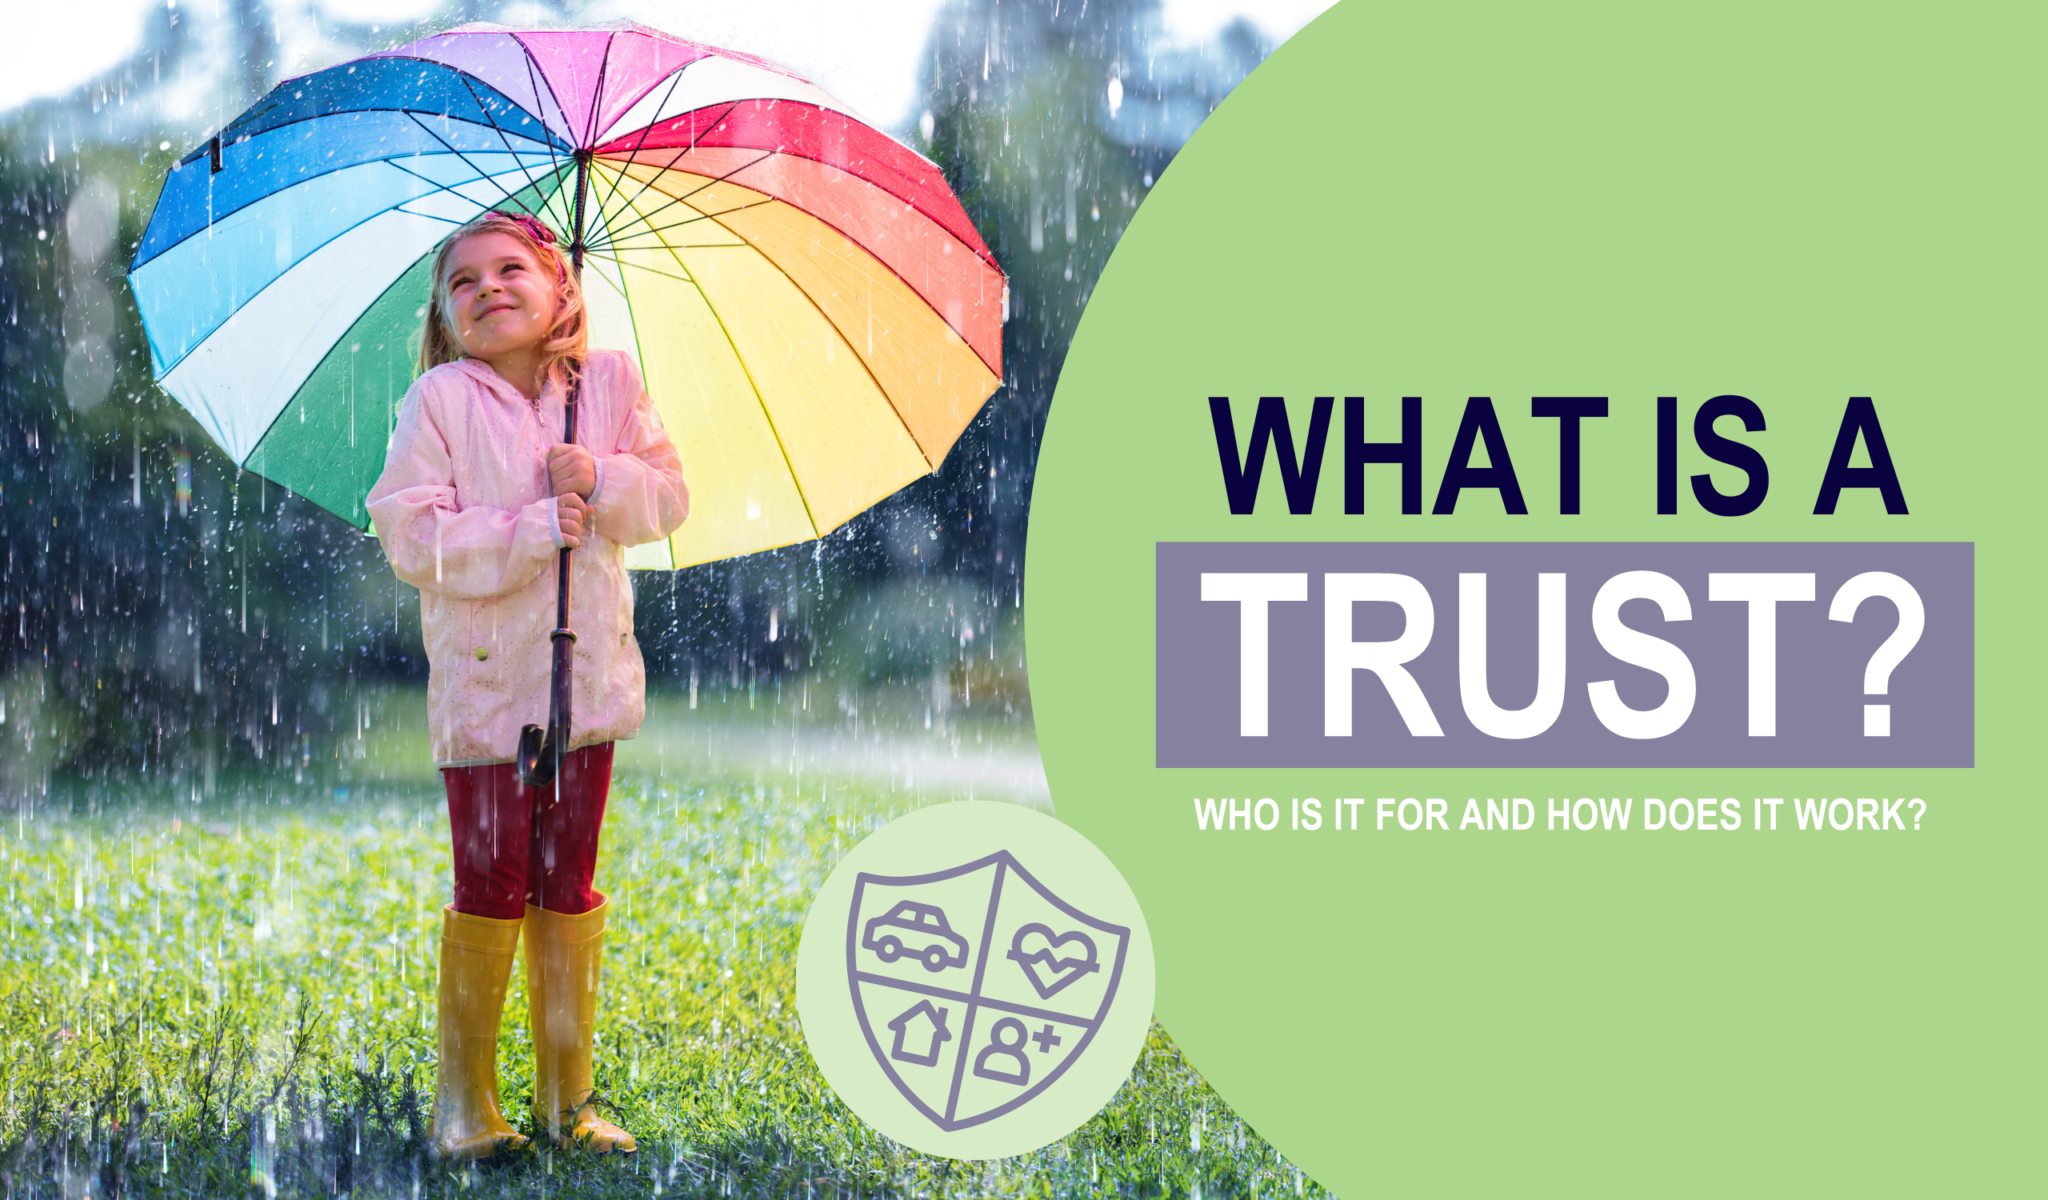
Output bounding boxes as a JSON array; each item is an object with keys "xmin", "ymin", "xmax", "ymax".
[{"xmin": 1191, "ymin": 794, "xmax": 1928, "ymax": 833}]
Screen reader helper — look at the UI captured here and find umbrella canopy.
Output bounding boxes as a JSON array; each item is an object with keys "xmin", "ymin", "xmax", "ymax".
[{"xmin": 128, "ymin": 21, "xmax": 1005, "ymax": 568}]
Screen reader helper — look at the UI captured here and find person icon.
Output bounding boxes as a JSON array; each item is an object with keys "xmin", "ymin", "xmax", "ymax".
[{"xmin": 971, "ymin": 1017, "xmax": 1032, "ymax": 1086}]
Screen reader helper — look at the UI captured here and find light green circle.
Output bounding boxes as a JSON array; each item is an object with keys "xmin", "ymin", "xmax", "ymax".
[
  {"xmin": 795, "ymin": 801, "xmax": 1155, "ymax": 1159},
  {"xmin": 1026, "ymin": 1, "xmax": 2037, "ymax": 1196}
]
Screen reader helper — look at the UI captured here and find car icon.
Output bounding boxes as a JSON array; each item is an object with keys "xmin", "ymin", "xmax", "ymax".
[{"xmin": 863, "ymin": 901, "xmax": 970, "ymax": 972}]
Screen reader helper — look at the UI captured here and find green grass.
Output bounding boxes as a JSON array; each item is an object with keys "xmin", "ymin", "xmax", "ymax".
[{"xmin": 0, "ymin": 699, "xmax": 1326, "ymax": 1198}]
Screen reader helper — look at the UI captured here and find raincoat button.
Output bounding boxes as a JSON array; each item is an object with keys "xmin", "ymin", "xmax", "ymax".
[{"xmin": 474, "ymin": 647, "xmax": 489, "ymax": 661}]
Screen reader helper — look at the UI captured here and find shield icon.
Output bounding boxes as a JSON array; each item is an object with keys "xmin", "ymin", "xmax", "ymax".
[{"xmin": 845, "ymin": 850, "xmax": 1131, "ymax": 1131}]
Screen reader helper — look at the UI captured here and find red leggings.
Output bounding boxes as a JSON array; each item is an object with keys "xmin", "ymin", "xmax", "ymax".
[{"xmin": 442, "ymin": 742, "xmax": 613, "ymax": 920}]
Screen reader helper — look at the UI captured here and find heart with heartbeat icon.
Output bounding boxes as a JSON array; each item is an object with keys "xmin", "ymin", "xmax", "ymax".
[{"xmin": 1005, "ymin": 924, "xmax": 1101, "ymax": 999}]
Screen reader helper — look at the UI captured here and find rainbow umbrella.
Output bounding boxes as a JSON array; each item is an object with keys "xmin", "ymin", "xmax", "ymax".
[{"xmin": 128, "ymin": 21, "xmax": 1005, "ymax": 570}]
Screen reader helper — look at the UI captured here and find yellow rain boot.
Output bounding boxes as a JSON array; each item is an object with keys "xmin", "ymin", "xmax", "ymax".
[
  {"xmin": 429, "ymin": 906, "xmax": 530, "ymax": 1161},
  {"xmin": 524, "ymin": 894, "xmax": 637, "ymax": 1153}
]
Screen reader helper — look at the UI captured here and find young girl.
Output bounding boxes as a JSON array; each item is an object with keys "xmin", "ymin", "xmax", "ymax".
[{"xmin": 366, "ymin": 211, "xmax": 688, "ymax": 1159}]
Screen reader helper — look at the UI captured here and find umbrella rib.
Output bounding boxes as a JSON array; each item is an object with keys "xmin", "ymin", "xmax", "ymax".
[
  {"xmin": 455, "ymin": 73, "xmax": 550, "ymax": 206},
  {"xmin": 629, "ymin": 227, "xmax": 823, "ymax": 539},
  {"xmin": 587, "ymin": 142, "xmax": 700, "ymax": 236},
  {"xmin": 605, "ymin": 176, "xmax": 980, "ymax": 471},
  {"xmin": 519, "ymin": 37, "xmax": 576, "ymax": 148},
  {"xmin": 778, "ymin": 147, "xmax": 1002, "ymax": 275},
  {"xmin": 592, "ymin": 244, "xmax": 751, "ymax": 258},
  {"xmin": 587, "ymin": 142, "xmax": 773, "ymax": 255},
  {"xmin": 693, "ymin": 297, "xmax": 824, "ymax": 542},
  {"xmin": 607, "ymin": 108, "xmax": 999, "ymax": 272},
  {"xmin": 141, "ymin": 113, "xmax": 559, "ymax": 266},
  {"xmin": 583, "ymin": 34, "xmax": 617, "ymax": 150},
  {"xmin": 403, "ymin": 112, "xmax": 526, "ymax": 211},
  {"xmin": 186, "ymin": 105, "xmax": 558, "ymax": 161},
  {"xmin": 586, "ymin": 64, "xmax": 690, "ymax": 235},
  {"xmin": 522, "ymin": 51, "xmax": 569, "ymax": 190},
  {"xmin": 384, "ymin": 158, "xmax": 565, "ymax": 228},
  {"xmin": 595, "ymin": 235, "xmax": 653, "ymax": 455},
  {"xmin": 596, "ymin": 138, "xmax": 992, "ymax": 278},
  {"xmin": 577, "ymin": 250, "xmax": 757, "ymax": 282},
  {"xmin": 595, "ymin": 140, "xmax": 1001, "ymax": 379},
  {"xmin": 235, "ymin": 247, "xmax": 437, "ymax": 495},
  {"xmin": 691, "ymin": 206, "xmax": 938, "ymax": 469},
  {"xmin": 598, "ymin": 197, "xmax": 777, "ymax": 250},
  {"xmin": 584, "ymin": 104, "xmax": 746, "ymax": 251},
  {"xmin": 692, "ymin": 194, "xmax": 1002, "ymax": 378},
  {"xmin": 149, "ymin": 163, "xmax": 467, "ymax": 380}
]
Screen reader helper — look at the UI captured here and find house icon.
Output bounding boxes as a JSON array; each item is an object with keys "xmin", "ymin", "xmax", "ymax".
[{"xmin": 886, "ymin": 999, "xmax": 952, "ymax": 1068}]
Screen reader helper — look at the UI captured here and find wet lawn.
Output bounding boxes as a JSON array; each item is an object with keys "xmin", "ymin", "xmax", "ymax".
[{"xmin": 0, "ymin": 705, "xmax": 1324, "ymax": 1198}]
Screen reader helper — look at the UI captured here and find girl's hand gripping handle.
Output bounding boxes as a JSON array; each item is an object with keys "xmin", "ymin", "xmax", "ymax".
[{"xmin": 555, "ymin": 493, "xmax": 590, "ymax": 548}]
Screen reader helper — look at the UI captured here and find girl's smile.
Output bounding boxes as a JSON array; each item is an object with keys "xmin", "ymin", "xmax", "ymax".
[{"xmin": 443, "ymin": 231, "xmax": 560, "ymax": 397}]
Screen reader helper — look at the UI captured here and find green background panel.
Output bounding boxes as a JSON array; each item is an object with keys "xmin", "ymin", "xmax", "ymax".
[{"xmin": 1026, "ymin": 2, "xmax": 2039, "ymax": 1196}]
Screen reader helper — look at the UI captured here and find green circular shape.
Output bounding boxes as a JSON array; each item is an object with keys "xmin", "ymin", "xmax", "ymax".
[
  {"xmin": 796, "ymin": 801, "xmax": 1155, "ymax": 1159},
  {"xmin": 1028, "ymin": 2, "xmax": 2036, "ymax": 1196}
]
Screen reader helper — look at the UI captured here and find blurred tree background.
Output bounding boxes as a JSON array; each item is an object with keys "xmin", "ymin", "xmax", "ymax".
[{"xmin": 0, "ymin": 0, "xmax": 1270, "ymax": 799}]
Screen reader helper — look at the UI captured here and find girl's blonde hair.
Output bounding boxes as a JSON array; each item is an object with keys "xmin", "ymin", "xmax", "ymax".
[{"xmin": 418, "ymin": 210, "xmax": 586, "ymax": 392}]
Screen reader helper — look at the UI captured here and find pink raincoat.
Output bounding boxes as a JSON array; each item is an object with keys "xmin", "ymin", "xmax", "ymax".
[{"xmin": 366, "ymin": 350, "xmax": 688, "ymax": 767}]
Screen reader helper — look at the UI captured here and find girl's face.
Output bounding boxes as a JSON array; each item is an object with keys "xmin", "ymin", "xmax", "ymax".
[{"xmin": 442, "ymin": 231, "xmax": 560, "ymax": 363}]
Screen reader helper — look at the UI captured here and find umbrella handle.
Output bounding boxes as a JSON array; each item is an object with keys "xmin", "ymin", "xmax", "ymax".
[
  {"xmin": 514, "ymin": 612, "xmax": 577, "ymax": 789},
  {"xmin": 515, "ymin": 720, "xmax": 554, "ymax": 788}
]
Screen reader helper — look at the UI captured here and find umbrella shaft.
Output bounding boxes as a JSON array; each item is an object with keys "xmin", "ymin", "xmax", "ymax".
[
  {"xmin": 547, "ymin": 616, "xmax": 575, "ymax": 744},
  {"xmin": 541, "ymin": 154, "xmax": 590, "ymax": 763},
  {"xmin": 547, "ymin": 366, "xmax": 581, "ymax": 743}
]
